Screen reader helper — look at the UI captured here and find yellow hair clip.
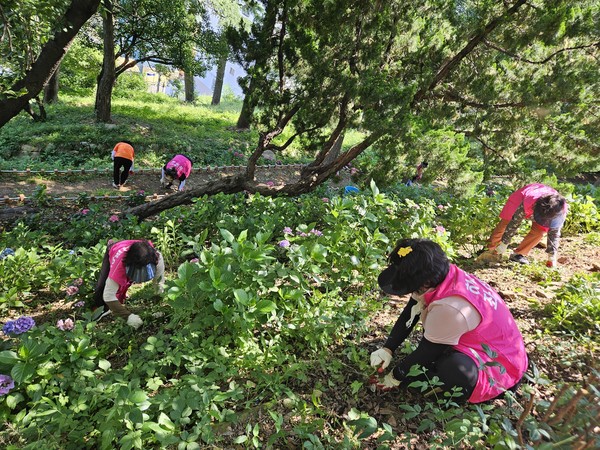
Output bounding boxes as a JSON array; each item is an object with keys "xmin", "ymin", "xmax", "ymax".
[{"xmin": 397, "ymin": 246, "xmax": 413, "ymax": 257}]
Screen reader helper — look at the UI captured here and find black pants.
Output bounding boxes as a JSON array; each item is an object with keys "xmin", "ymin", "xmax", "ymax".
[
  {"xmin": 93, "ymin": 247, "xmax": 111, "ymax": 308},
  {"xmin": 113, "ymin": 157, "xmax": 132, "ymax": 185}
]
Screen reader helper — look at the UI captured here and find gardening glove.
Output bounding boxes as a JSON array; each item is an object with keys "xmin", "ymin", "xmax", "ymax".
[
  {"xmin": 370, "ymin": 348, "xmax": 393, "ymax": 371},
  {"xmin": 495, "ymin": 243, "xmax": 508, "ymax": 255},
  {"xmin": 546, "ymin": 255, "xmax": 558, "ymax": 268},
  {"xmin": 376, "ymin": 372, "xmax": 401, "ymax": 391},
  {"xmin": 127, "ymin": 314, "xmax": 143, "ymax": 329}
]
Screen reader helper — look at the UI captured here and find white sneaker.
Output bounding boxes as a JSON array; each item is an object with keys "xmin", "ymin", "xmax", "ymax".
[
  {"xmin": 112, "ymin": 182, "xmax": 119, "ymax": 189},
  {"xmin": 95, "ymin": 308, "xmax": 112, "ymax": 321}
]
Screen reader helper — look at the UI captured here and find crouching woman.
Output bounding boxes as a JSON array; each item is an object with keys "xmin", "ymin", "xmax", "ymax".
[
  {"xmin": 93, "ymin": 240, "xmax": 165, "ymax": 328},
  {"xmin": 371, "ymin": 238, "xmax": 528, "ymax": 403}
]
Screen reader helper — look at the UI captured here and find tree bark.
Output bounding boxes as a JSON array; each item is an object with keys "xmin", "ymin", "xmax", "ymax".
[
  {"xmin": 44, "ymin": 68, "xmax": 60, "ymax": 104},
  {"xmin": 211, "ymin": 55, "xmax": 227, "ymax": 105},
  {"xmin": 95, "ymin": 0, "xmax": 116, "ymax": 123},
  {"xmin": 0, "ymin": 0, "xmax": 101, "ymax": 128},
  {"xmin": 236, "ymin": 76, "xmax": 257, "ymax": 129},
  {"xmin": 184, "ymin": 71, "xmax": 195, "ymax": 102}
]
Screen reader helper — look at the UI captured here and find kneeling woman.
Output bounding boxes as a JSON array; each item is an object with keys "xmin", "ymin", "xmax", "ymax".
[
  {"xmin": 371, "ymin": 238, "xmax": 528, "ymax": 403},
  {"xmin": 93, "ymin": 240, "xmax": 165, "ymax": 328}
]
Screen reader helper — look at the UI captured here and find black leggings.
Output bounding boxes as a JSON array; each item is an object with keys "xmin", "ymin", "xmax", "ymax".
[
  {"xmin": 113, "ymin": 157, "xmax": 132, "ymax": 185},
  {"xmin": 401, "ymin": 349, "xmax": 479, "ymax": 401}
]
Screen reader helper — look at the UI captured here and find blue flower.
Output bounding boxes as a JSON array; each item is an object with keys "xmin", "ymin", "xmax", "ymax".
[
  {"xmin": 2, "ymin": 316, "xmax": 35, "ymax": 336},
  {"xmin": 0, "ymin": 374, "xmax": 15, "ymax": 395},
  {"xmin": 278, "ymin": 240, "xmax": 290, "ymax": 248}
]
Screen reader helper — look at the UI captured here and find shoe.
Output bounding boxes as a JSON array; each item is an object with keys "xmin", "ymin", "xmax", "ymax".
[
  {"xmin": 509, "ymin": 253, "xmax": 529, "ymax": 264},
  {"xmin": 92, "ymin": 306, "xmax": 112, "ymax": 321},
  {"xmin": 112, "ymin": 182, "xmax": 120, "ymax": 189}
]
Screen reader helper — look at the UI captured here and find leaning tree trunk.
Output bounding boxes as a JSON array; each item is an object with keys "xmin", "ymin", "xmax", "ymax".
[
  {"xmin": 184, "ymin": 71, "xmax": 195, "ymax": 102},
  {"xmin": 44, "ymin": 68, "xmax": 60, "ymax": 104},
  {"xmin": 0, "ymin": 0, "xmax": 101, "ymax": 128},
  {"xmin": 211, "ymin": 55, "xmax": 227, "ymax": 106},
  {"xmin": 95, "ymin": 0, "xmax": 116, "ymax": 123}
]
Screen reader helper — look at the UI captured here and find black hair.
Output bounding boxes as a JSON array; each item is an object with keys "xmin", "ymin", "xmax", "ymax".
[
  {"xmin": 125, "ymin": 241, "xmax": 158, "ymax": 267},
  {"xmin": 164, "ymin": 167, "xmax": 178, "ymax": 178},
  {"xmin": 387, "ymin": 238, "xmax": 449, "ymax": 293},
  {"xmin": 534, "ymin": 194, "xmax": 566, "ymax": 221},
  {"xmin": 421, "ymin": 161, "xmax": 429, "ymax": 167}
]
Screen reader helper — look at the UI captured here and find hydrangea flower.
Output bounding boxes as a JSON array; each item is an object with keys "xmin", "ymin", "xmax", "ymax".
[
  {"xmin": 57, "ymin": 318, "xmax": 74, "ymax": 331},
  {"xmin": 435, "ymin": 225, "xmax": 446, "ymax": 234},
  {"xmin": 190, "ymin": 258, "xmax": 199, "ymax": 263},
  {"xmin": 2, "ymin": 316, "xmax": 35, "ymax": 336},
  {"xmin": 108, "ymin": 215, "xmax": 120, "ymax": 223},
  {"xmin": 0, "ymin": 374, "xmax": 15, "ymax": 395},
  {"xmin": 321, "ymin": 198, "xmax": 329, "ymax": 203},
  {"xmin": 72, "ymin": 278, "xmax": 83, "ymax": 286},
  {"xmin": 283, "ymin": 227, "xmax": 293, "ymax": 235},
  {"xmin": 266, "ymin": 181, "xmax": 275, "ymax": 187},
  {"xmin": 66, "ymin": 286, "xmax": 79, "ymax": 296},
  {"xmin": 278, "ymin": 240, "xmax": 290, "ymax": 248},
  {"xmin": 310, "ymin": 229, "xmax": 323, "ymax": 237},
  {"xmin": 80, "ymin": 208, "xmax": 90, "ymax": 215},
  {"xmin": 74, "ymin": 301, "xmax": 85, "ymax": 308}
]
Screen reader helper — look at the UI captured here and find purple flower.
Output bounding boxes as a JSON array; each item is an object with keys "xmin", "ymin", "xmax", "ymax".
[
  {"xmin": 73, "ymin": 278, "xmax": 83, "ymax": 286},
  {"xmin": 0, "ymin": 374, "xmax": 15, "ymax": 395},
  {"xmin": 57, "ymin": 318, "xmax": 74, "ymax": 331},
  {"xmin": 435, "ymin": 225, "xmax": 446, "ymax": 234},
  {"xmin": 321, "ymin": 198, "xmax": 329, "ymax": 203},
  {"xmin": 283, "ymin": 227, "xmax": 293, "ymax": 235},
  {"xmin": 74, "ymin": 301, "xmax": 85, "ymax": 308},
  {"xmin": 137, "ymin": 190, "xmax": 145, "ymax": 195},
  {"xmin": 310, "ymin": 229, "xmax": 323, "ymax": 236},
  {"xmin": 66, "ymin": 286, "xmax": 79, "ymax": 296},
  {"xmin": 297, "ymin": 232, "xmax": 308, "ymax": 237},
  {"xmin": 190, "ymin": 258, "xmax": 199, "ymax": 263},
  {"xmin": 108, "ymin": 215, "xmax": 119, "ymax": 223},
  {"xmin": 2, "ymin": 316, "xmax": 35, "ymax": 336},
  {"xmin": 80, "ymin": 208, "xmax": 90, "ymax": 215},
  {"xmin": 266, "ymin": 181, "xmax": 275, "ymax": 187},
  {"xmin": 278, "ymin": 240, "xmax": 290, "ymax": 248}
]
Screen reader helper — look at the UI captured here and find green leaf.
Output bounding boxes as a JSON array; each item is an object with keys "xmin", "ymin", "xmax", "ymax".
[
  {"xmin": 128, "ymin": 390, "xmax": 148, "ymax": 404},
  {"xmin": 11, "ymin": 362, "xmax": 36, "ymax": 383},
  {"xmin": 6, "ymin": 393, "xmax": 24, "ymax": 409},
  {"xmin": 233, "ymin": 435, "xmax": 248, "ymax": 444},
  {"xmin": 128, "ymin": 408, "xmax": 144, "ymax": 425},
  {"xmin": 0, "ymin": 350, "xmax": 19, "ymax": 365},
  {"xmin": 256, "ymin": 300, "xmax": 276, "ymax": 314},
  {"xmin": 98, "ymin": 359, "xmax": 111, "ymax": 371},
  {"xmin": 213, "ymin": 298, "xmax": 224, "ymax": 311},
  {"xmin": 219, "ymin": 228, "xmax": 235, "ymax": 244},
  {"xmin": 233, "ymin": 289, "xmax": 249, "ymax": 305}
]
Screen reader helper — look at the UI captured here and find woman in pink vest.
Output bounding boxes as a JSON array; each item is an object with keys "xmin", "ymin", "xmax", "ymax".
[
  {"xmin": 370, "ymin": 238, "xmax": 528, "ymax": 403},
  {"xmin": 160, "ymin": 154, "xmax": 193, "ymax": 191},
  {"xmin": 477, "ymin": 183, "xmax": 567, "ymax": 266},
  {"xmin": 92, "ymin": 240, "xmax": 165, "ymax": 328}
]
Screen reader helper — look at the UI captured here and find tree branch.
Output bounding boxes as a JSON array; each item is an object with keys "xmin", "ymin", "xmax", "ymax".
[
  {"xmin": 483, "ymin": 39, "xmax": 600, "ymax": 64},
  {"xmin": 411, "ymin": 0, "xmax": 528, "ymax": 107}
]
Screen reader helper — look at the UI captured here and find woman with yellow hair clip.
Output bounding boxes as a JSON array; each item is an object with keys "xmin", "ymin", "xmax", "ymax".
[{"xmin": 370, "ymin": 238, "xmax": 528, "ymax": 403}]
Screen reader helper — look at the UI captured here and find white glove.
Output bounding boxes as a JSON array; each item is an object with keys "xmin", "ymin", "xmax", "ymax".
[
  {"xmin": 127, "ymin": 314, "xmax": 143, "ymax": 329},
  {"xmin": 370, "ymin": 348, "xmax": 392, "ymax": 370},
  {"xmin": 376, "ymin": 372, "xmax": 401, "ymax": 391},
  {"xmin": 496, "ymin": 243, "xmax": 508, "ymax": 255}
]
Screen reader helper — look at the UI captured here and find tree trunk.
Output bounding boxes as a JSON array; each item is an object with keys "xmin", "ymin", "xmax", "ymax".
[
  {"xmin": 323, "ymin": 132, "xmax": 344, "ymax": 166},
  {"xmin": 211, "ymin": 55, "xmax": 227, "ymax": 105},
  {"xmin": 236, "ymin": 76, "xmax": 257, "ymax": 129},
  {"xmin": 95, "ymin": 0, "xmax": 116, "ymax": 123},
  {"xmin": 184, "ymin": 72, "xmax": 195, "ymax": 102},
  {"xmin": 44, "ymin": 68, "xmax": 60, "ymax": 104},
  {"xmin": 0, "ymin": 0, "xmax": 101, "ymax": 128}
]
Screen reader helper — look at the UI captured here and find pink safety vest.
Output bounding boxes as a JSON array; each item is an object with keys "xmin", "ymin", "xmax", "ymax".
[
  {"xmin": 108, "ymin": 240, "xmax": 154, "ymax": 302},
  {"xmin": 166, "ymin": 155, "xmax": 192, "ymax": 179},
  {"xmin": 424, "ymin": 265, "xmax": 528, "ymax": 403},
  {"xmin": 499, "ymin": 183, "xmax": 563, "ymax": 231}
]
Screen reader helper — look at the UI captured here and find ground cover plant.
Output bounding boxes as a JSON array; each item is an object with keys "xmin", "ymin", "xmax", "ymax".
[{"xmin": 0, "ymin": 180, "xmax": 598, "ymax": 449}]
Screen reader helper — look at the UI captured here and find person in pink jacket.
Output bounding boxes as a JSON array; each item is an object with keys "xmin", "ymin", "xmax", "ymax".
[
  {"xmin": 92, "ymin": 240, "xmax": 165, "ymax": 328},
  {"xmin": 370, "ymin": 238, "xmax": 528, "ymax": 403},
  {"xmin": 160, "ymin": 154, "xmax": 193, "ymax": 191},
  {"xmin": 477, "ymin": 183, "xmax": 567, "ymax": 266}
]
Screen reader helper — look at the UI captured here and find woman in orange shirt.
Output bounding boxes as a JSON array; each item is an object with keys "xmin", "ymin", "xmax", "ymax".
[{"xmin": 111, "ymin": 141, "xmax": 135, "ymax": 188}]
